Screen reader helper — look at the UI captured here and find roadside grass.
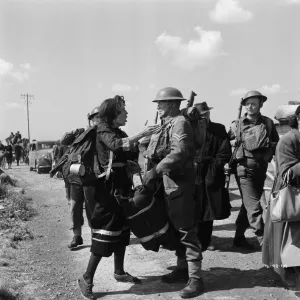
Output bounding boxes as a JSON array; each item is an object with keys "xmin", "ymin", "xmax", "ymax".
[
  {"xmin": 0, "ymin": 177, "xmax": 37, "ymax": 300},
  {"xmin": 0, "ymin": 179, "xmax": 36, "ymax": 258}
]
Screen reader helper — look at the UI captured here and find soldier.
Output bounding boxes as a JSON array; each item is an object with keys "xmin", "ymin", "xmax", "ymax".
[
  {"xmin": 193, "ymin": 102, "xmax": 231, "ymax": 252},
  {"xmin": 142, "ymin": 87, "xmax": 204, "ymax": 299},
  {"xmin": 61, "ymin": 106, "xmax": 100, "ymax": 249},
  {"xmin": 228, "ymin": 90, "xmax": 279, "ymax": 250}
]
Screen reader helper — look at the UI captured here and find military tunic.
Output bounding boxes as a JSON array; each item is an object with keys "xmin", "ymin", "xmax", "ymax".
[
  {"xmin": 144, "ymin": 110, "xmax": 202, "ymax": 279},
  {"xmin": 228, "ymin": 113, "xmax": 279, "ymax": 239}
]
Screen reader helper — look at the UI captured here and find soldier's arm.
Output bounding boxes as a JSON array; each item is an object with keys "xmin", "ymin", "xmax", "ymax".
[{"xmin": 156, "ymin": 119, "xmax": 193, "ymax": 175}]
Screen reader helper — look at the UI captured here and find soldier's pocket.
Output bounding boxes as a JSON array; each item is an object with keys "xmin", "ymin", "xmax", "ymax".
[{"xmin": 237, "ymin": 165, "xmax": 246, "ymax": 177}]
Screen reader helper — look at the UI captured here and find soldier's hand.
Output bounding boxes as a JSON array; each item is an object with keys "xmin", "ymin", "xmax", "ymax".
[{"xmin": 141, "ymin": 125, "xmax": 161, "ymax": 137}]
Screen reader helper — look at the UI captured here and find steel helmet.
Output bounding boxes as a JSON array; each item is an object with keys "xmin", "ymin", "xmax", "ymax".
[
  {"xmin": 153, "ymin": 87, "xmax": 186, "ymax": 102},
  {"xmin": 88, "ymin": 106, "xmax": 100, "ymax": 120},
  {"xmin": 241, "ymin": 90, "xmax": 267, "ymax": 106}
]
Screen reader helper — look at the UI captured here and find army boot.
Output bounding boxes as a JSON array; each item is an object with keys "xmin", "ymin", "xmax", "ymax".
[
  {"xmin": 180, "ymin": 278, "xmax": 205, "ymax": 298},
  {"xmin": 161, "ymin": 268, "xmax": 189, "ymax": 283}
]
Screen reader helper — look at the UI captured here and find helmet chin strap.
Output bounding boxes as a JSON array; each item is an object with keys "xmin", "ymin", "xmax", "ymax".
[{"xmin": 161, "ymin": 102, "xmax": 176, "ymax": 120}]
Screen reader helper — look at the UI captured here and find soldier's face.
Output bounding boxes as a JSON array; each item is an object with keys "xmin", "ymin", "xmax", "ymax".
[
  {"xmin": 157, "ymin": 101, "xmax": 172, "ymax": 118},
  {"xmin": 245, "ymin": 97, "xmax": 262, "ymax": 116},
  {"xmin": 90, "ymin": 114, "xmax": 101, "ymax": 126}
]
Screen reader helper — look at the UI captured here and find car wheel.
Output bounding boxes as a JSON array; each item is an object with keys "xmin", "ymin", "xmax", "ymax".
[
  {"xmin": 29, "ymin": 167, "xmax": 33, "ymax": 171},
  {"xmin": 37, "ymin": 166, "xmax": 41, "ymax": 174}
]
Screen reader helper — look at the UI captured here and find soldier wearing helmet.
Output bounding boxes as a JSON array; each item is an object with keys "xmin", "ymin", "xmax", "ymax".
[
  {"xmin": 141, "ymin": 87, "xmax": 204, "ymax": 299},
  {"xmin": 59, "ymin": 106, "xmax": 101, "ymax": 249},
  {"xmin": 228, "ymin": 90, "xmax": 279, "ymax": 250}
]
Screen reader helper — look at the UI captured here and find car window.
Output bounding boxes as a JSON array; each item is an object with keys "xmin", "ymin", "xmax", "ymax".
[{"xmin": 37, "ymin": 143, "xmax": 55, "ymax": 150}]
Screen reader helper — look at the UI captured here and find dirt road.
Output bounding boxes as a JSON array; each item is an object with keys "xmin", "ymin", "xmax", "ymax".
[{"xmin": 2, "ymin": 163, "xmax": 299, "ymax": 300}]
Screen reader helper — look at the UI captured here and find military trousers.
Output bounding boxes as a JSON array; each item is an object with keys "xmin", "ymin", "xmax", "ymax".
[
  {"xmin": 69, "ymin": 184, "xmax": 96, "ymax": 236},
  {"xmin": 174, "ymin": 226, "xmax": 202, "ymax": 279},
  {"xmin": 235, "ymin": 160, "xmax": 267, "ymax": 238}
]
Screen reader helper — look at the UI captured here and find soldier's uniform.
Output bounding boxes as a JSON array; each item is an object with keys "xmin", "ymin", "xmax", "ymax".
[
  {"xmin": 228, "ymin": 91, "xmax": 279, "ymax": 249},
  {"xmin": 61, "ymin": 106, "xmax": 100, "ymax": 249},
  {"xmin": 142, "ymin": 87, "xmax": 203, "ymax": 299}
]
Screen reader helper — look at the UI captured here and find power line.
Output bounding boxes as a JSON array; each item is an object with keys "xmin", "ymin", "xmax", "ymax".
[{"xmin": 21, "ymin": 94, "xmax": 34, "ymax": 143}]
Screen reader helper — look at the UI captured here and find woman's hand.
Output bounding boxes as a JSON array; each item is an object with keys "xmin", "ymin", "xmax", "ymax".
[{"xmin": 141, "ymin": 125, "xmax": 161, "ymax": 137}]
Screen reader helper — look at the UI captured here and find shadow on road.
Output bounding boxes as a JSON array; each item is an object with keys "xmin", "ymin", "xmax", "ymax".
[
  {"xmin": 209, "ymin": 236, "xmax": 260, "ymax": 253},
  {"xmin": 94, "ymin": 267, "xmax": 284, "ymax": 299}
]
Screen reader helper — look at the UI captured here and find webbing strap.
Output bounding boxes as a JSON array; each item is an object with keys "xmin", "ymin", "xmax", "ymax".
[{"xmin": 106, "ymin": 151, "xmax": 114, "ymax": 180}]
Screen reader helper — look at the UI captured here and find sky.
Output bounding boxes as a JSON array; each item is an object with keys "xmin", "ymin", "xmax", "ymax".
[{"xmin": 0, "ymin": 0, "xmax": 300, "ymax": 142}]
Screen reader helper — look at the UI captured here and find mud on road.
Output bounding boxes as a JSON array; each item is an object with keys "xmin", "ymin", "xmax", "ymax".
[{"xmin": 1, "ymin": 163, "xmax": 299, "ymax": 300}]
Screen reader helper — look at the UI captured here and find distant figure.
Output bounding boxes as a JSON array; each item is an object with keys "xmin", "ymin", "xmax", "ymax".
[
  {"xmin": 13, "ymin": 131, "xmax": 22, "ymax": 145},
  {"xmin": 52, "ymin": 141, "xmax": 60, "ymax": 166},
  {"xmin": 5, "ymin": 142, "xmax": 13, "ymax": 169},
  {"xmin": 0, "ymin": 140, "xmax": 6, "ymax": 169},
  {"xmin": 14, "ymin": 142, "xmax": 23, "ymax": 166}
]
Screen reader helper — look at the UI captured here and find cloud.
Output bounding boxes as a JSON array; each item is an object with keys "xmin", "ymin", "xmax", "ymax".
[
  {"xmin": 0, "ymin": 58, "xmax": 13, "ymax": 76},
  {"xmin": 260, "ymin": 84, "xmax": 281, "ymax": 94},
  {"xmin": 20, "ymin": 63, "xmax": 31, "ymax": 70},
  {"xmin": 6, "ymin": 102, "xmax": 22, "ymax": 110},
  {"xmin": 155, "ymin": 26, "xmax": 226, "ymax": 70},
  {"xmin": 0, "ymin": 58, "xmax": 30, "ymax": 83},
  {"xmin": 11, "ymin": 71, "xmax": 29, "ymax": 83},
  {"xmin": 230, "ymin": 88, "xmax": 248, "ymax": 96},
  {"xmin": 210, "ymin": 0, "xmax": 253, "ymax": 23},
  {"xmin": 112, "ymin": 84, "xmax": 132, "ymax": 94}
]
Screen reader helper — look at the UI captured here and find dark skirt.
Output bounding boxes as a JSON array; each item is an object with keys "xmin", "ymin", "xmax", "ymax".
[{"xmin": 90, "ymin": 178, "xmax": 130, "ymax": 257}]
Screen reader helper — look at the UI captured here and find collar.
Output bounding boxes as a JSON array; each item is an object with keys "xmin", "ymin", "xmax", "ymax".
[
  {"xmin": 162, "ymin": 109, "xmax": 181, "ymax": 125},
  {"xmin": 241, "ymin": 112, "xmax": 262, "ymax": 124}
]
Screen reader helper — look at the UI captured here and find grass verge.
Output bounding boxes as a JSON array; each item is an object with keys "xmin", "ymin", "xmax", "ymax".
[{"xmin": 0, "ymin": 175, "xmax": 37, "ymax": 300}]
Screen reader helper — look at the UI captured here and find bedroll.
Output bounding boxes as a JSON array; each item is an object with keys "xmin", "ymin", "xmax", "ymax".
[{"xmin": 124, "ymin": 185, "xmax": 178, "ymax": 252}]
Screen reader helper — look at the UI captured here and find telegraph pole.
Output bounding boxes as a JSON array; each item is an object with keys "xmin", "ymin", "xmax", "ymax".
[{"xmin": 21, "ymin": 94, "xmax": 34, "ymax": 143}]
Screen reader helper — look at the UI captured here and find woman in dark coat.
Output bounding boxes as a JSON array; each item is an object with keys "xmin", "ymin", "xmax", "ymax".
[
  {"xmin": 78, "ymin": 95, "xmax": 160, "ymax": 300},
  {"xmin": 262, "ymin": 108, "xmax": 300, "ymax": 289}
]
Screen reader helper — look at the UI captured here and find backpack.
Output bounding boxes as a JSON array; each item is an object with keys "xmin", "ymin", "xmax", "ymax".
[
  {"xmin": 236, "ymin": 116, "xmax": 273, "ymax": 151},
  {"xmin": 51, "ymin": 126, "xmax": 101, "ymax": 185},
  {"xmin": 235, "ymin": 116, "xmax": 274, "ymax": 162}
]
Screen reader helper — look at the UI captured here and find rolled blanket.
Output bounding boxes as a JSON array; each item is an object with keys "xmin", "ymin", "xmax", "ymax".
[{"xmin": 124, "ymin": 184, "xmax": 178, "ymax": 252}]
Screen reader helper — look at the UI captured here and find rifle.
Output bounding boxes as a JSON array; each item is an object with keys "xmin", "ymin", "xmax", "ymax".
[
  {"xmin": 143, "ymin": 112, "xmax": 159, "ymax": 174},
  {"xmin": 225, "ymin": 98, "xmax": 243, "ymax": 190},
  {"xmin": 187, "ymin": 91, "xmax": 197, "ymax": 108}
]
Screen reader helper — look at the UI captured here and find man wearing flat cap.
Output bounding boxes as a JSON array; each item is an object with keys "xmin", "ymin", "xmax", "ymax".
[
  {"xmin": 228, "ymin": 90, "xmax": 279, "ymax": 250},
  {"xmin": 193, "ymin": 102, "xmax": 232, "ymax": 252}
]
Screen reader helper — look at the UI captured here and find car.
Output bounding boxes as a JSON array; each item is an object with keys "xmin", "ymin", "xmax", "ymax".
[{"xmin": 28, "ymin": 140, "xmax": 56, "ymax": 174}]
